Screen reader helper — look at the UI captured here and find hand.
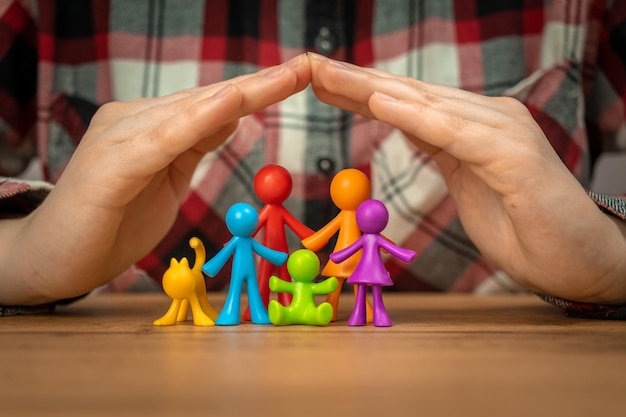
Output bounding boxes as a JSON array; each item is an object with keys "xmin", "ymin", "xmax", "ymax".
[
  {"xmin": 0, "ymin": 55, "xmax": 311, "ymax": 305},
  {"xmin": 309, "ymin": 54, "xmax": 626, "ymax": 304}
]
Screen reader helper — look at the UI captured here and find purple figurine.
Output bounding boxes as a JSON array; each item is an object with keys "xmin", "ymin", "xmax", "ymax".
[{"xmin": 330, "ymin": 199, "xmax": 416, "ymax": 327}]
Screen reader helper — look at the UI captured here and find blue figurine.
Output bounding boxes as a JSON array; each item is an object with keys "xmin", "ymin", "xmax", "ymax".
[{"xmin": 202, "ymin": 202, "xmax": 288, "ymax": 325}]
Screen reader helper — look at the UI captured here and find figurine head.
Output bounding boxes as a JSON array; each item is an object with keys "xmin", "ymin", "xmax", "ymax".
[
  {"xmin": 254, "ymin": 165, "xmax": 292, "ymax": 205},
  {"xmin": 225, "ymin": 202, "xmax": 259, "ymax": 237},
  {"xmin": 329, "ymin": 168, "xmax": 370, "ymax": 210},
  {"xmin": 286, "ymin": 249, "xmax": 320, "ymax": 283},
  {"xmin": 356, "ymin": 199, "xmax": 389, "ymax": 234}
]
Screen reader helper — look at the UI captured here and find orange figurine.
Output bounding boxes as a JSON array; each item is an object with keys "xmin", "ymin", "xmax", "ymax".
[
  {"xmin": 242, "ymin": 165, "xmax": 314, "ymax": 321},
  {"xmin": 301, "ymin": 168, "xmax": 373, "ymax": 322}
]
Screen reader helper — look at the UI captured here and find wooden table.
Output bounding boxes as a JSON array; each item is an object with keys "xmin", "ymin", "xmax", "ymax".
[{"xmin": 1, "ymin": 293, "xmax": 625, "ymax": 417}]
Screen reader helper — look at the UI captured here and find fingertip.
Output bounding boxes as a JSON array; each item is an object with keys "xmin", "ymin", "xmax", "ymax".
[
  {"xmin": 368, "ymin": 91, "xmax": 399, "ymax": 118},
  {"xmin": 307, "ymin": 51, "xmax": 328, "ymax": 67},
  {"xmin": 370, "ymin": 91, "xmax": 398, "ymax": 104},
  {"xmin": 285, "ymin": 52, "xmax": 309, "ymax": 69},
  {"xmin": 284, "ymin": 53, "xmax": 312, "ymax": 92}
]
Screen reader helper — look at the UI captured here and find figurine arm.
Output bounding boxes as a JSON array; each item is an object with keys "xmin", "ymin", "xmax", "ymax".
[
  {"xmin": 252, "ymin": 205, "xmax": 270, "ymax": 238},
  {"xmin": 269, "ymin": 275, "xmax": 295, "ymax": 294},
  {"xmin": 282, "ymin": 210, "xmax": 314, "ymax": 239},
  {"xmin": 252, "ymin": 241, "xmax": 288, "ymax": 266},
  {"xmin": 301, "ymin": 214, "xmax": 342, "ymax": 251},
  {"xmin": 329, "ymin": 239, "xmax": 363, "ymax": 264},
  {"xmin": 378, "ymin": 237, "xmax": 416, "ymax": 264},
  {"xmin": 202, "ymin": 240, "xmax": 236, "ymax": 277},
  {"xmin": 312, "ymin": 277, "xmax": 339, "ymax": 295}
]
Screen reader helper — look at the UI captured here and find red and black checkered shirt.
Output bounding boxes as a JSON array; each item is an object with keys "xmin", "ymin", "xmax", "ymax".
[{"xmin": 2, "ymin": 1, "xmax": 626, "ymax": 317}]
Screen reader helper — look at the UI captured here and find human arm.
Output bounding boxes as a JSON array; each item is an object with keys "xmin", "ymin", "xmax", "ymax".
[
  {"xmin": 309, "ymin": 54, "xmax": 626, "ymax": 305},
  {"xmin": 0, "ymin": 54, "xmax": 311, "ymax": 306}
]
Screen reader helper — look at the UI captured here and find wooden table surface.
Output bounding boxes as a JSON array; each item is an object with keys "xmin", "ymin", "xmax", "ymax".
[{"xmin": 1, "ymin": 293, "xmax": 625, "ymax": 417}]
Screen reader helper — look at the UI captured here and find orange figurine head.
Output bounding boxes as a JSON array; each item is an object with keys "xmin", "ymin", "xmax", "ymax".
[{"xmin": 329, "ymin": 168, "xmax": 370, "ymax": 211}]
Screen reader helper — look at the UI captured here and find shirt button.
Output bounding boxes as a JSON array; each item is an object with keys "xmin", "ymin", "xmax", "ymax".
[
  {"xmin": 316, "ymin": 157, "xmax": 336, "ymax": 175},
  {"xmin": 314, "ymin": 26, "xmax": 336, "ymax": 55}
]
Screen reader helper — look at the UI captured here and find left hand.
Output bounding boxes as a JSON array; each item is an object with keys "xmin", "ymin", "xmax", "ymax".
[{"xmin": 0, "ymin": 55, "xmax": 311, "ymax": 305}]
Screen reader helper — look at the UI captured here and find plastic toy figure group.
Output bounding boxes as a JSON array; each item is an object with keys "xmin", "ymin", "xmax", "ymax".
[{"xmin": 154, "ymin": 165, "xmax": 416, "ymax": 328}]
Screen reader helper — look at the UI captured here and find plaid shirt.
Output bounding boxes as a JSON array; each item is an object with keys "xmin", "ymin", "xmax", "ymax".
[{"xmin": 2, "ymin": 0, "xmax": 626, "ymax": 317}]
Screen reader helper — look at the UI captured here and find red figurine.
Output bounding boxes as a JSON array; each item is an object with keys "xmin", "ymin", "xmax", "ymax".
[{"xmin": 242, "ymin": 165, "xmax": 314, "ymax": 321}]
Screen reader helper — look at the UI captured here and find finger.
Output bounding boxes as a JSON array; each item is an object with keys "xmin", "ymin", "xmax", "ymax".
[
  {"xmin": 228, "ymin": 54, "xmax": 311, "ymax": 118},
  {"xmin": 310, "ymin": 54, "xmax": 527, "ymax": 117},
  {"xmin": 120, "ymin": 54, "xmax": 311, "ymax": 117},
  {"xmin": 112, "ymin": 53, "xmax": 309, "ymax": 155},
  {"xmin": 121, "ymin": 84, "xmax": 244, "ymax": 173},
  {"xmin": 310, "ymin": 56, "xmax": 531, "ymax": 128},
  {"xmin": 167, "ymin": 120, "xmax": 241, "ymax": 197},
  {"xmin": 368, "ymin": 91, "xmax": 508, "ymax": 166}
]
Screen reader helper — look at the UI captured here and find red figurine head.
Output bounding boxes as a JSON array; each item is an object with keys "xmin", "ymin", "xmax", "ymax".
[{"xmin": 253, "ymin": 164, "xmax": 292, "ymax": 205}]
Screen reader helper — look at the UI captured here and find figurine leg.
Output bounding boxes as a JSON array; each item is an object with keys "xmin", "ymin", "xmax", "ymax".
[
  {"xmin": 242, "ymin": 306, "xmax": 251, "ymax": 322},
  {"xmin": 325, "ymin": 277, "xmax": 345, "ymax": 322},
  {"xmin": 197, "ymin": 292, "xmax": 219, "ymax": 321},
  {"xmin": 153, "ymin": 299, "xmax": 183, "ymax": 326},
  {"xmin": 347, "ymin": 284, "xmax": 368, "ymax": 326},
  {"xmin": 353, "ymin": 285, "xmax": 374, "ymax": 323},
  {"xmin": 315, "ymin": 302, "xmax": 334, "ymax": 326},
  {"xmin": 196, "ymin": 279, "xmax": 219, "ymax": 320},
  {"xmin": 243, "ymin": 259, "xmax": 274, "ymax": 321},
  {"xmin": 176, "ymin": 299, "xmax": 189, "ymax": 322},
  {"xmin": 246, "ymin": 276, "xmax": 271, "ymax": 325},
  {"xmin": 215, "ymin": 280, "xmax": 243, "ymax": 326},
  {"xmin": 268, "ymin": 300, "xmax": 287, "ymax": 325},
  {"xmin": 188, "ymin": 296, "xmax": 215, "ymax": 327},
  {"xmin": 371, "ymin": 286, "xmax": 392, "ymax": 327}
]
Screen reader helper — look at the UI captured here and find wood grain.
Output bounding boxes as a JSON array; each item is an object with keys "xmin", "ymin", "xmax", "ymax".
[{"xmin": 1, "ymin": 293, "xmax": 625, "ymax": 417}]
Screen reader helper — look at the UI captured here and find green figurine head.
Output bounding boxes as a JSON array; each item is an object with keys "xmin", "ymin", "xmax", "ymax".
[{"xmin": 287, "ymin": 249, "xmax": 320, "ymax": 283}]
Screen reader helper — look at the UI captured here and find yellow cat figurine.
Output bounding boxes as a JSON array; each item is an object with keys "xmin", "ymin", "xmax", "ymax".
[{"xmin": 153, "ymin": 237, "xmax": 218, "ymax": 326}]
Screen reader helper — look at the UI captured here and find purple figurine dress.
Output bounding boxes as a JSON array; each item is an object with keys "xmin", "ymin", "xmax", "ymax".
[
  {"xmin": 344, "ymin": 233, "xmax": 396, "ymax": 287},
  {"xmin": 330, "ymin": 199, "xmax": 416, "ymax": 327}
]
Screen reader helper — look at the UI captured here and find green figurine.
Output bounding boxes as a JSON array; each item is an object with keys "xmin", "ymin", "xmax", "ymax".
[{"xmin": 268, "ymin": 249, "xmax": 339, "ymax": 326}]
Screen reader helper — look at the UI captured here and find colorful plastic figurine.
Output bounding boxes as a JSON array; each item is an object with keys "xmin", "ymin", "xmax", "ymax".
[
  {"xmin": 154, "ymin": 237, "xmax": 218, "ymax": 327},
  {"xmin": 330, "ymin": 199, "xmax": 416, "ymax": 327},
  {"xmin": 242, "ymin": 164, "xmax": 314, "ymax": 321},
  {"xmin": 301, "ymin": 168, "xmax": 373, "ymax": 322},
  {"xmin": 202, "ymin": 202, "xmax": 288, "ymax": 325},
  {"xmin": 268, "ymin": 249, "xmax": 339, "ymax": 326}
]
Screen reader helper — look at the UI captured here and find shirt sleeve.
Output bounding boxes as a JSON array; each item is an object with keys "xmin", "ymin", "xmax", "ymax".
[
  {"xmin": 538, "ymin": 192, "xmax": 626, "ymax": 319},
  {"xmin": 539, "ymin": 2, "xmax": 626, "ymax": 320}
]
